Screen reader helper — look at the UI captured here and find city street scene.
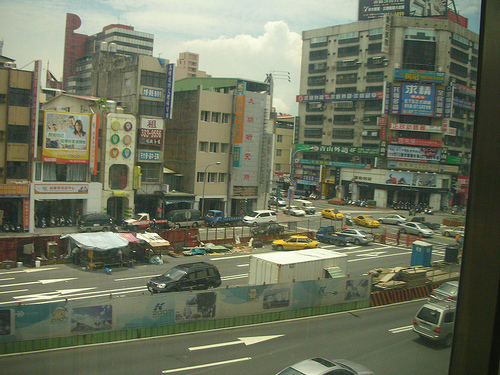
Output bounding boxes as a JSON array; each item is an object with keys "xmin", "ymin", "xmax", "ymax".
[{"xmin": 0, "ymin": 0, "xmax": 495, "ymax": 374}]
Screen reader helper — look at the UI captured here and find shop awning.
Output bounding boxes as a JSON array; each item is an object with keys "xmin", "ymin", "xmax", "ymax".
[
  {"xmin": 61, "ymin": 232, "xmax": 129, "ymax": 251},
  {"xmin": 136, "ymin": 233, "xmax": 170, "ymax": 247},
  {"xmin": 118, "ymin": 233, "xmax": 140, "ymax": 243}
]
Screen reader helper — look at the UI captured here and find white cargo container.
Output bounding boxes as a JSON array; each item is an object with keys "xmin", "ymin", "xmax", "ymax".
[{"xmin": 248, "ymin": 248, "xmax": 349, "ymax": 285}]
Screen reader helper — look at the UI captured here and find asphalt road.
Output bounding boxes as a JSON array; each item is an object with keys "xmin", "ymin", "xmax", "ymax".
[{"xmin": 0, "ymin": 299, "xmax": 452, "ymax": 374}]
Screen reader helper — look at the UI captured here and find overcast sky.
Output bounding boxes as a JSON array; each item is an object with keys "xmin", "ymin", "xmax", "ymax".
[{"xmin": 0, "ymin": 0, "xmax": 482, "ymax": 116}]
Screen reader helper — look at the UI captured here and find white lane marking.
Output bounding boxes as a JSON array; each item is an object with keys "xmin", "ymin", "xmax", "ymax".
[
  {"xmin": 389, "ymin": 325, "xmax": 414, "ymax": 333},
  {"xmin": 348, "ymin": 252, "xmax": 410, "ymax": 262},
  {"xmin": 221, "ymin": 274, "xmax": 248, "ymax": 280},
  {"xmin": 114, "ymin": 275, "xmax": 157, "ymax": 281},
  {"xmin": 189, "ymin": 335, "xmax": 284, "ymax": 351},
  {"xmin": 162, "ymin": 357, "xmax": 252, "ymax": 373},
  {"xmin": 0, "ymin": 289, "xmax": 29, "ymax": 295},
  {"xmin": 209, "ymin": 255, "xmax": 250, "ymax": 261},
  {"xmin": 0, "ymin": 278, "xmax": 15, "ymax": 281}
]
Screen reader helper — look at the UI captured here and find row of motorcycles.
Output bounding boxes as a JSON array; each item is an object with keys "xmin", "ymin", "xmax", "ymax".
[
  {"xmin": 35, "ymin": 215, "xmax": 77, "ymax": 228},
  {"xmin": 1, "ymin": 220, "xmax": 23, "ymax": 232},
  {"xmin": 392, "ymin": 201, "xmax": 434, "ymax": 215},
  {"xmin": 344, "ymin": 198, "xmax": 370, "ymax": 207}
]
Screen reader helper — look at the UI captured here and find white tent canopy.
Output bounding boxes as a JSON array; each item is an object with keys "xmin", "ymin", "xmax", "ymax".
[{"xmin": 61, "ymin": 232, "xmax": 129, "ymax": 251}]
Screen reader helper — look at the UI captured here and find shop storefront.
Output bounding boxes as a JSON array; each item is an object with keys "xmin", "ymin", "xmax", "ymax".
[{"xmin": 0, "ymin": 184, "xmax": 29, "ymax": 232}]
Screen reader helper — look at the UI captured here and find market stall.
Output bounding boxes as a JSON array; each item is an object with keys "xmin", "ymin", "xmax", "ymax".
[
  {"xmin": 61, "ymin": 232, "xmax": 129, "ymax": 270},
  {"xmin": 135, "ymin": 232, "xmax": 171, "ymax": 261}
]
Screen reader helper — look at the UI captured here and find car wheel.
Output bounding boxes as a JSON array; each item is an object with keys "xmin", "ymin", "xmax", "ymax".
[
  {"xmin": 276, "ymin": 245, "xmax": 284, "ymax": 251},
  {"xmin": 251, "ymin": 222, "xmax": 258, "ymax": 227},
  {"xmin": 192, "ymin": 222, "xmax": 199, "ymax": 228},
  {"xmin": 444, "ymin": 231, "xmax": 450, "ymax": 237},
  {"xmin": 354, "ymin": 239, "xmax": 362, "ymax": 245},
  {"xmin": 443, "ymin": 334, "xmax": 453, "ymax": 347},
  {"xmin": 400, "ymin": 229, "xmax": 406, "ymax": 234}
]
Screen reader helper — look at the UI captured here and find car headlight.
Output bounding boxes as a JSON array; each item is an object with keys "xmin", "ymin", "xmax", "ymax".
[{"xmin": 157, "ymin": 283, "xmax": 166, "ymax": 289}]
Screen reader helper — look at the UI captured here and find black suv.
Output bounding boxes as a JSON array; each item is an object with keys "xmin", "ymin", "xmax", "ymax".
[{"xmin": 147, "ymin": 262, "xmax": 222, "ymax": 293}]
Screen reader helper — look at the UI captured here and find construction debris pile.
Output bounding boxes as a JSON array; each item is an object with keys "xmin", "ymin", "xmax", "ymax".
[{"xmin": 369, "ymin": 263, "xmax": 460, "ymax": 291}]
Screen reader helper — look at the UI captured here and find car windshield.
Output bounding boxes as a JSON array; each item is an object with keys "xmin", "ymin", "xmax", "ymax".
[
  {"xmin": 439, "ymin": 283, "xmax": 459, "ymax": 294},
  {"xmin": 247, "ymin": 212, "xmax": 260, "ymax": 217},
  {"xmin": 276, "ymin": 368, "xmax": 305, "ymax": 375},
  {"xmin": 358, "ymin": 230, "xmax": 370, "ymax": 235},
  {"xmin": 415, "ymin": 223, "xmax": 428, "ymax": 229},
  {"xmin": 417, "ymin": 306, "xmax": 441, "ymax": 324},
  {"xmin": 163, "ymin": 268, "xmax": 187, "ymax": 281}
]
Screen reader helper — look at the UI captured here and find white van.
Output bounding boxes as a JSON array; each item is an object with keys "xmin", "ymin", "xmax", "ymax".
[
  {"xmin": 242, "ymin": 210, "xmax": 277, "ymax": 226},
  {"xmin": 292, "ymin": 199, "xmax": 316, "ymax": 214}
]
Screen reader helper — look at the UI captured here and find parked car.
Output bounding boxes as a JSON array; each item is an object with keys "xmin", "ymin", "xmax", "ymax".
[
  {"xmin": 282, "ymin": 205, "xmax": 306, "ymax": 216},
  {"xmin": 78, "ymin": 212, "xmax": 115, "ymax": 232},
  {"xmin": 339, "ymin": 229, "xmax": 374, "ymax": 245},
  {"xmin": 321, "ymin": 208, "xmax": 344, "ymax": 220},
  {"xmin": 399, "ymin": 222, "xmax": 434, "ymax": 237},
  {"xmin": 430, "ymin": 281, "xmax": 459, "ymax": 302},
  {"xmin": 292, "ymin": 199, "xmax": 316, "ymax": 214},
  {"xmin": 271, "ymin": 235, "xmax": 319, "ymax": 251},
  {"xmin": 377, "ymin": 214, "xmax": 407, "ymax": 225},
  {"xmin": 147, "ymin": 262, "xmax": 221, "ymax": 293},
  {"xmin": 327, "ymin": 197, "xmax": 346, "ymax": 205},
  {"xmin": 268, "ymin": 196, "xmax": 287, "ymax": 208},
  {"xmin": 242, "ymin": 210, "xmax": 277, "ymax": 226},
  {"xmin": 441, "ymin": 226, "xmax": 465, "ymax": 237},
  {"xmin": 353, "ymin": 215, "xmax": 380, "ymax": 228},
  {"xmin": 251, "ymin": 222, "xmax": 285, "ymax": 236},
  {"xmin": 413, "ymin": 300, "xmax": 456, "ymax": 347},
  {"xmin": 276, "ymin": 357, "xmax": 374, "ymax": 375}
]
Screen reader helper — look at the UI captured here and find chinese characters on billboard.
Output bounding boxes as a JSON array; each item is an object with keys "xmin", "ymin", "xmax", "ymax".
[{"xmin": 43, "ymin": 111, "xmax": 91, "ymax": 163}]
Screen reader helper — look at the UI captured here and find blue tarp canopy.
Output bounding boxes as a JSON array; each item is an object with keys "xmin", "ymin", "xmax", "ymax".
[{"xmin": 61, "ymin": 232, "xmax": 129, "ymax": 251}]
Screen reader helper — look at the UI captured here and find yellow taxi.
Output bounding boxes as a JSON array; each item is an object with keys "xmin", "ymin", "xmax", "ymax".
[
  {"xmin": 271, "ymin": 235, "xmax": 319, "ymax": 251},
  {"xmin": 353, "ymin": 215, "xmax": 380, "ymax": 228},
  {"xmin": 321, "ymin": 208, "xmax": 344, "ymax": 220}
]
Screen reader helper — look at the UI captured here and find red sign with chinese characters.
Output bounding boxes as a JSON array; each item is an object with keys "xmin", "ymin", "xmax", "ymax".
[
  {"xmin": 139, "ymin": 128, "xmax": 163, "ymax": 146},
  {"xmin": 389, "ymin": 137, "xmax": 442, "ymax": 148}
]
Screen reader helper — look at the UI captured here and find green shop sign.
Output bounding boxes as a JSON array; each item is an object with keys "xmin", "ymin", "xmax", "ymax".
[{"xmin": 295, "ymin": 144, "xmax": 379, "ymax": 156}]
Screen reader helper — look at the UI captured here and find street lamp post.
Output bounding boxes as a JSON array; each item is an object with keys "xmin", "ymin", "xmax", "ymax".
[{"xmin": 201, "ymin": 162, "xmax": 221, "ymax": 216}]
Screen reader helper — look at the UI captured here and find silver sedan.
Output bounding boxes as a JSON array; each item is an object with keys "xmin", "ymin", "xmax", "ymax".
[
  {"xmin": 377, "ymin": 214, "xmax": 407, "ymax": 225},
  {"xmin": 398, "ymin": 222, "xmax": 434, "ymax": 237}
]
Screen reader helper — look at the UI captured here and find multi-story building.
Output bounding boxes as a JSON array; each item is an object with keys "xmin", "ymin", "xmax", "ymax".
[
  {"xmin": 272, "ymin": 114, "xmax": 295, "ymax": 193},
  {"xmin": 63, "ymin": 13, "xmax": 154, "ymax": 95},
  {"xmin": 164, "ymin": 77, "xmax": 273, "ymax": 216},
  {"xmin": 0, "ymin": 62, "xmax": 33, "ymax": 230},
  {"xmin": 297, "ymin": 15, "xmax": 477, "ymax": 209},
  {"xmin": 174, "ymin": 52, "xmax": 211, "ymax": 80}
]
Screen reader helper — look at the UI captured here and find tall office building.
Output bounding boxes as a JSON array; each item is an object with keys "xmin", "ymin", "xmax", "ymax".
[
  {"xmin": 296, "ymin": 13, "xmax": 477, "ymax": 209},
  {"xmin": 62, "ymin": 13, "xmax": 154, "ymax": 95}
]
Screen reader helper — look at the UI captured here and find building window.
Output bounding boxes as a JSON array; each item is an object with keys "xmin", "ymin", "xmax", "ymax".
[
  {"xmin": 403, "ymin": 40, "xmax": 436, "ymax": 71},
  {"xmin": 304, "ymin": 128, "xmax": 323, "ymax": 138},
  {"xmin": 310, "ymin": 36, "xmax": 328, "ymax": 48},
  {"xmin": 369, "ymin": 28, "xmax": 383, "ymax": 39},
  {"xmin": 275, "ymin": 164, "xmax": 281, "ymax": 172},
  {"xmin": 309, "ymin": 49, "xmax": 328, "ymax": 61},
  {"xmin": 451, "ymin": 33, "xmax": 469, "ymax": 50},
  {"xmin": 367, "ymin": 42, "xmax": 382, "ymax": 54},
  {"xmin": 7, "ymin": 125, "xmax": 30, "ymax": 143},
  {"xmin": 307, "ymin": 75, "xmax": 327, "ymax": 86},
  {"xmin": 6, "ymin": 161, "xmax": 28, "ymax": 179},
  {"xmin": 331, "ymin": 129, "xmax": 354, "ymax": 139},
  {"xmin": 209, "ymin": 142, "xmax": 218, "ymax": 153},
  {"xmin": 218, "ymin": 173, "xmax": 226, "ymax": 183},
  {"xmin": 207, "ymin": 172, "xmax": 217, "ymax": 183},
  {"xmin": 221, "ymin": 143, "xmax": 229, "ymax": 153},
  {"xmin": 201, "ymin": 111, "xmax": 210, "ymax": 121},
  {"xmin": 222, "ymin": 113, "xmax": 231, "ymax": 123},
  {"xmin": 109, "ymin": 164, "xmax": 129, "ymax": 189},
  {"xmin": 450, "ymin": 62, "xmax": 468, "ymax": 78},
  {"xmin": 334, "ymin": 114, "xmax": 355, "ymax": 125},
  {"xmin": 336, "ymin": 59, "xmax": 360, "ymax": 71},
  {"xmin": 336, "ymin": 73, "xmax": 358, "ymax": 84},
  {"xmin": 277, "ymin": 134, "xmax": 283, "ymax": 142},
  {"xmin": 338, "ymin": 45, "xmax": 359, "ymax": 58},
  {"xmin": 308, "ymin": 62, "xmax": 327, "ymax": 73},
  {"xmin": 365, "ymin": 100, "xmax": 383, "ymax": 111},
  {"xmin": 366, "ymin": 85, "xmax": 383, "ymax": 92},
  {"xmin": 139, "ymin": 100, "xmax": 164, "ymax": 117},
  {"xmin": 8, "ymin": 88, "xmax": 31, "ymax": 107},
  {"xmin": 361, "ymin": 129, "xmax": 380, "ymax": 139},
  {"xmin": 140, "ymin": 70, "xmax": 166, "ymax": 88},
  {"xmin": 366, "ymin": 71, "xmax": 385, "ymax": 82},
  {"xmin": 451, "ymin": 48, "xmax": 470, "ymax": 64},
  {"xmin": 199, "ymin": 141, "xmax": 208, "ymax": 152},
  {"xmin": 43, "ymin": 163, "xmax": 87, "ymax": 182},
  {"xmin": 306, "ymin": 102, "xmax": 324, "ymax": 112},
  {"xmin": 338, "ymin": 31, "xmax": 360, "ymax": 44},
  {"xmin": 211, "ymin": 112, "xmax": 220, "ymax": 122},
  {"xmin": 197, "ymin": 172, "xmax": 205, "ymax": 183},
  {"xmin": 276, "ymin": 149, "xmax": 282, "ymax": 157},
  {"xmin": 305, "ymin": 114, "xmax": 324, "ymax": 125}
]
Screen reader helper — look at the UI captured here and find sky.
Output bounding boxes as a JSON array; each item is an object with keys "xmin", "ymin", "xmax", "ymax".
[{"xmin": 0, "ymin": 0, "xmax": 482, "ymax": 116}]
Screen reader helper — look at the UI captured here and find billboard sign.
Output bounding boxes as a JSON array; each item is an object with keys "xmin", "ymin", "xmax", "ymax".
[
  {"xmin": 401, "ymin": 83, "xmax": 435, "ymax": 117},
  {"xmin": 163, "ymin": 63, "xmax": 175, "ymax": 119},
  {"xmin": 359, "ymin": 0, "xmax": 446, "ymax": 20},
  {"xmin": 387, "ymin": 145, "xmax": 441, "ymax": 163},
  {"xmin": 43, "ymin": 111, "xmax": 90, "ymax": 163}
]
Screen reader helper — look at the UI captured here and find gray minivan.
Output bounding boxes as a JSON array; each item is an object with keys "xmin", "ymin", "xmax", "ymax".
[
  {"xmin": 78, "ymin": 212, "xmax": 114, "ymax": 232},
  {"xmin": 413, "ymin": 300, "xmax": 456, "ymax": 346},
  {"xmin": 166, "ymin": 209, "xmax": 204, "ymax": 228}
]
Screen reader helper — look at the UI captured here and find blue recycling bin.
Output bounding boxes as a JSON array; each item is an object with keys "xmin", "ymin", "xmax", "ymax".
[{"xmin": 411, "ymin": 240, "xmax": 433, "ymax": 267}]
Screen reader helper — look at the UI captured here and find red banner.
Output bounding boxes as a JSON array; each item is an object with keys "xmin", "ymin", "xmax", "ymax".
[{"xmin": 389, "ymin": 137, "xmax": 442, "ymax": 148}]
